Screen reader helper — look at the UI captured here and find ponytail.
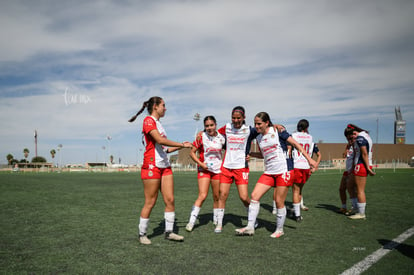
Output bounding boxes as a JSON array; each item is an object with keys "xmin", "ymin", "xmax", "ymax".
[{"xmin": 128, "ymin": 96, "xmax": 163, "ymax": 123}]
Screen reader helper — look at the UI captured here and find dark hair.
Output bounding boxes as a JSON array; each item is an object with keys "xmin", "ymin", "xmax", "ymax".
[
  {"xmin": 128, "ymin": 96, "xmax": 163, "ymax": 122},
  {"xmin": 203, "ymin": 115, "xmax": 217, "ymax": 129},
  {"xmin": 232, "ymin": 106, "xmax": 246, "ymax": 125},
  {"xmin": 255, "ymin": 112, "xmax": 273, "ymax": 127},
  {"xmin": 297, "ymin": 119, "xmax": 309, "ymax": 132},
  {"xmin": 345, "ymin": 123, "xmax": 368, "ymax": 134}
]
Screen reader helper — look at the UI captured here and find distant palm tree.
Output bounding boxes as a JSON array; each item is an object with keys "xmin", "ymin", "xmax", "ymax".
[
  {"xmin": 23, "ymin": 148, "xmax": 29, "ymax": 160},
  {"xmin": 110, "ymin": 155, "xmax": 114, "ymax": 164},
  {"xmin": 50, "ymin": 149, "xmax": 56, "ymax": 159},
  {"xmin": 6, "ymin": 154, "xmax": 14, "ymax": 165}
]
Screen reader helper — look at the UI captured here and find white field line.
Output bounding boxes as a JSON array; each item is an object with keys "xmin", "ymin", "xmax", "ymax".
[{"xmin": 340, "ymin": 226, "xmax": 414, "ymax": 275}]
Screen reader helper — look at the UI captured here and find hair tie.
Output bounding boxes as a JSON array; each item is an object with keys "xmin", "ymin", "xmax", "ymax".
[{"xmin": 233, "ymin": 108, "xmax": 245, "ymax": 116}]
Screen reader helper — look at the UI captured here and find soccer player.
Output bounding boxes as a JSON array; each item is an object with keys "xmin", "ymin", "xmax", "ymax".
[
  {"xmin": 291, "ymin": 119, "xmax": 321, "ymax": 222},
  {"xmin": 186, "ymin": 116, "xmax": 225, "ymax": 232},
  {"xmin": 214, "ymin": 106, "xmax": 258, "ymax": 233},
  {"xmin": 235, "ymin": 112, "xmax": 316, "ymax": 238},
  {"xmin": 272, "ymin": 137, "xmax": 293, "ymax": 215},
  {"xmin": 346, "ymin": 124, "xmax": 375, "ymax": 220},
  {"xmin": 128, "ymin": 96, "xmax": 192, "ymax": 245},
  {"xmin": 338, "ymin": 130, "xmax": 357, "ymax": 214}
]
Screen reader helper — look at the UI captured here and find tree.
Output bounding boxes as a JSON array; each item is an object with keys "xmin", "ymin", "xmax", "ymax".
[
  {"xmin": 23, "ymin": 148, "xmax": 30, "ymax": 159},
  {"xmin": 50, "ymin": 149, "xmax": 56, "ymax": 159},
  {"xmin": 110, "ymin": 155, "xmax": 114, "ymax": 164},
  {"xmin": 31, "ymin": 156, "xmax": 47, "ymax": 163},
  {"xmin": 6, "ymin": 154, "xmax": 14, "ymax": 165}
]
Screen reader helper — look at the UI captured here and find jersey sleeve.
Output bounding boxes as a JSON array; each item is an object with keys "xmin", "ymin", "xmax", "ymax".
[
  {"xmin": 356, "ymin": 136, "xmax": 368, "ymax": 148},
  {"xmin": 279, "ymin": 130, "xmax": 291, "ymax": 141},
  {"xmin": 313, "ymin": 144, "xmax": 320, "ymax": 153},
  {"xmin": 218, "ymin": 126, "xmax": 226, "ymax": 136},
  {"xmin": 142, "ymin": 116, "xmax": 157, "ymax": 134},
  {"xmin": 193, "ymin": 131, "xmax": 203, "ymax": 148}
]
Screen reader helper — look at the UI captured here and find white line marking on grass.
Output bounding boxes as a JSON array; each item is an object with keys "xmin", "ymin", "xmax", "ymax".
[{"xmin": 340, "ymin": 226, "xmax": 414, "ymax": 275}]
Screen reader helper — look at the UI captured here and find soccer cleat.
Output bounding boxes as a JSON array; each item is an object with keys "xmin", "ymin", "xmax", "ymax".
[
  {"xmin": 338, "ymin": 208, "xmax": 347, "ymax": 214},
  {"xmin": 348, "ymin": 213, "xmax": 366, "ymax": 220},
  {"xmin": 235, "ymin": 227, "xmax": 255, "ymax": 236},
  {"xmin": 214, "ymin": 225, "xmax": 222, "ymax": 233},
  {"xmin": 295, "ymin": 215, "xmax": 303, "ymax": 222},
  {"xmin": 254, "ymin": 220, "xmax": 259, "ymax": 229},
  {"xmin": 165, "ymin": 232, "xmax": 184, "ymax": 241},
  {"xmin": 270, "ymin": 230, "xmax": 284, "ymax": 238},
  {"xmin": 185, "ymin": 223, "xmax": 194, "ymax": 232},
  {"xmin": 139, "ymin": 234, "xmax": 151, "ymax": 245},
  {"xmin": 345, "ymin": 208, "xmax": 356, "ymax": 216},
  {"xmin": 301, "ymin": 205, "xmax": 309, "ymax": 211}
]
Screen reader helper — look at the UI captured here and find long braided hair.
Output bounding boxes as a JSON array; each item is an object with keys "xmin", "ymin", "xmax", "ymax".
[{"xmin": 128, "ymin": 96, "xmax": 163, "ymax": 123}]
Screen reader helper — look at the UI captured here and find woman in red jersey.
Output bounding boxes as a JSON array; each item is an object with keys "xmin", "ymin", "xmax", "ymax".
[
  {"xmin": 214, "ymin": 106, "xmax": 258, "ymax": 233},
  {"xmin": 235, "ymin": 112, "xmax": 316, "ymax": 238},
  {"xmin": 129, "ymin": 96, "xmax": 192, "ymax": 245},
  {"xmin": 291, "ymin": 119, "xmax": 321, "ymax": 222},
  {"xmin": 345, "ymin": 124, "xmax": 375, "ymax": 220},
  {"xmin": 186, "ymin": 115, "xmax": 225, "ymax": 232}
]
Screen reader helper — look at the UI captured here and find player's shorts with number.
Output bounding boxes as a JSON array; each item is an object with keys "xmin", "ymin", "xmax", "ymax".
[
  {"xmin": 353, "ymin": 164, "xmax": 372, "ymax": 177},
  {"xmin": 258, "ymin": 170, "xmax": 294, "ymax": 187},
  {"xmin": 220, "ymin": 167, "xmax": 249, "ymax": 185}
]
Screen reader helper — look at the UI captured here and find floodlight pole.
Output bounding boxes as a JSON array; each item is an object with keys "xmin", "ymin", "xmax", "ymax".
[
  {"xmin": 193, "ymin": 113, "xmax": 201, "ymax": 139},
  {"xmin": 34, "ymin": 130, "xmax": 38, "ymax": 157}
]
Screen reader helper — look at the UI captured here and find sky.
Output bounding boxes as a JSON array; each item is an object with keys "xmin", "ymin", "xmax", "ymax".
[{"xmin": 1, "ymin": 0, "xmax": 413, "ymax": 165}]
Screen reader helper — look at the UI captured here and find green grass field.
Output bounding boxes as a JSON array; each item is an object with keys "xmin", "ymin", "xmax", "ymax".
[{"xmin": 1, "ymin": 169, "xmax": 413, "ymax": 274}]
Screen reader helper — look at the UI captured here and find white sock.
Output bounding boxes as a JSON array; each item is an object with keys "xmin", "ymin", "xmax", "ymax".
[
  {"xmin": 293, "ymin": 203, "xmax": 301, "ymax": 217},
  {"xmin": 272, "ymin": 200, "xmax": 276, "ymax": 211},
  {"xmin": 216, "ymin": 208, "xmax": 224, "ymax": 226},
  {"xmin": 357, "ymin": 202, "xmax": 366, "ymax": 215},
  {"xmin": 213, "ymin": 208, "xmax": 219, "ymax": 224},
  {"xmin": 247, "ymin": 200, "xmax": 260, "ymax": 229},
  {"xmin": 351, "ymin": 198, "xmax": 358, "ymax": 209},
  {"xmin": 189, "ymin": 205, "xmax": 200, "ymax": 225},
  {"xmin": 164, "ymin": 212, "xmax": 175, "ymax": 232},
  {"xmin": 139, "ymin": 217, "xmax": 149, "ymax": 236},
  {"xmin": 300, "ymin": 197, "xmax": 305, "ymax": 207},
  {"xmin": 276, "ymin": 207, "xmax": 287, "ymax": 231}
]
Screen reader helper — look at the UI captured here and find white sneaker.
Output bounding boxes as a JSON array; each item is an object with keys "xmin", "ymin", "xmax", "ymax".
[
  {"xmin": 235, "ymin": 227, "xmax": 255, "ymax": 236},
  {"xmin": 165, "ymin": 232, "xmax": 184, "ymax": 241},
  {"xmin": 270, "ymin": 230, "xmax": 284, "ymax": 238},
  {"xmin": 139, "ymin": 234, "xmax": 151, "ymax": 245},
  {"xmin": 185, "ymin": 223, "xmax": 194, "ymax": 232},
  {"xmin": 301, "ymin": 205, "xmax": 309, "ymax": 211},
  {"xmin": 348, "ymin": 213, "xmax": 366, "ymax": 220},
  {"xmin": 214, "ymin": 225, "xmax": 222, "ymax": 233}
]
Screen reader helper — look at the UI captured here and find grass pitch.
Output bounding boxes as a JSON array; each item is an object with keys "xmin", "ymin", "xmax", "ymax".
[{"xmin": 1, "ymin": 169, "xmax": 413, "ymax": 274}]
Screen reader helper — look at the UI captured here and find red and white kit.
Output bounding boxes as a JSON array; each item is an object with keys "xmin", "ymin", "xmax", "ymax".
[
  {"xmin": 218, "ymin": 123, "xmax": 254, "ymax": 169},
  {"xmin": 291, "ymin": 132, "xmax": 316, "ymax": 169},
  {"xmin": 257, "ymin": 127, "xmax": 288, "ymax": 175},
  {"xmin": 218, "ymin": 123, "xmax": 255, "ymax": 169},
  {"xmin": 142, "ymin": 116, "xmax": 170, "ymax": 169},
  {"xmin": 353, "ymin": 131, "xmax": 373, "ymax": 177},
  {"xmin": 193, "ymin": 131, "xmax": 226, "ymax": 174},
  {"xmin": 354, "ymin": 131, "xmax": 373, "ymax": 167}
]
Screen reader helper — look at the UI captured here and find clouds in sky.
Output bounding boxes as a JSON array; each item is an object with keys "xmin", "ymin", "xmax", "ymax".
[{"xmin": 1, "ymin": 0, "xmax": 413, "ymax": 164}]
